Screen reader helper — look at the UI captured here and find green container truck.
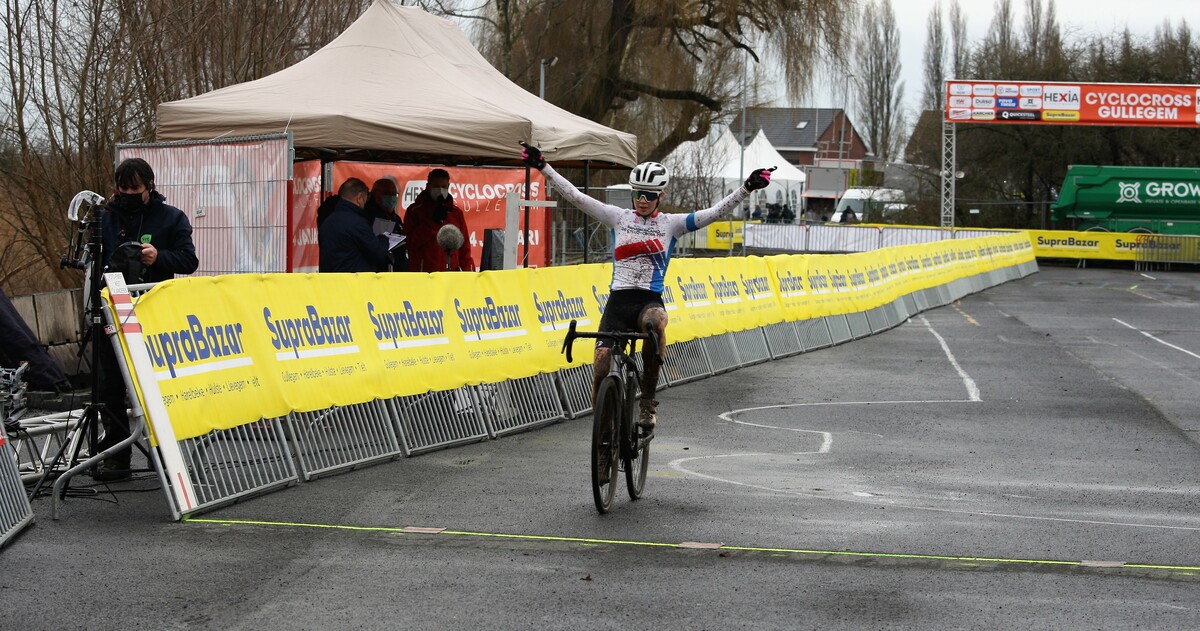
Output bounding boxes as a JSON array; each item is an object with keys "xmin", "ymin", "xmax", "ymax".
[{"xmin": 1050, "ymin": 165, "xmax": 1200, "ymax": 234}]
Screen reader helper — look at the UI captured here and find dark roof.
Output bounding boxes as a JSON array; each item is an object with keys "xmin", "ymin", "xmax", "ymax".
[{"xmin": 728, "ymin": 107, "xmax": 843, "ymax": 151}]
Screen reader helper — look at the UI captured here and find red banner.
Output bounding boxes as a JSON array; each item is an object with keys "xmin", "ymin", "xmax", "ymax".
[
  {"xmin": 945, "ymin": 81, "xmax": 1200, "ymax": 128},
  {"xmin": 290, "ymin": 160, "xmax": 322, "ymax": 272},
  {"xmin": 330, "ymin": 162, "xmax": 550, "ymax": 269}
]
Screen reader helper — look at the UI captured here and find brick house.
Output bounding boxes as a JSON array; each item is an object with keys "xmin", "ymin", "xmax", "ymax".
[{"xmin": 728, "ymin": 107, "xmax": 869, "ymax": 167}]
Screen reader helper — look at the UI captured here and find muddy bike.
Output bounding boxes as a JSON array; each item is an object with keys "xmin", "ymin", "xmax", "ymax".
[{"xmin": 561, "ymin": 320, "xmax": 658, "ymax": 513}]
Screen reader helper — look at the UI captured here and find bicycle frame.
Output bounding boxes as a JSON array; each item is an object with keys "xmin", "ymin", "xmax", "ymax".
[{"xmin": 562, "ymin": 319, "xmax": 658, "ymax": 511}]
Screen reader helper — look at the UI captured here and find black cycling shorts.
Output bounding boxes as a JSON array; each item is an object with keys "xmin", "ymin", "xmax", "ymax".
[{"xmin": 596, "ymin": 288, "xmax": 664, "ymax": 348}]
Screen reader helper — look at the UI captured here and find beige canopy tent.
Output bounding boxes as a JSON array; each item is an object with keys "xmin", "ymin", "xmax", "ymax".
[{"xmin": 156, "ymin": 0, "xmax": 636, "ymax": 167}]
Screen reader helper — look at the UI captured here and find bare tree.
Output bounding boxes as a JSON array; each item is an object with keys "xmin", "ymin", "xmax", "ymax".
[
  {"xmin": 978, "ymin": 0, "xmax": 1017, "ymax": 77},
  {"xmin": 0, "ymin": 0, "xmax": 365, "ymax": 294},
  {"xmin": 949, "ymin": 0, "xmax": 968, "ymax": 79},
  {"xmin": 922, "ymin": 1, "xmax": 946, "ymax": 112},
  {"xmin": 854, "ymin": 0, "xmax": 905, "ymax": 161},
  {"xmin": 427, "ymin": 0, "xmax": 856, "ymax": 162}
]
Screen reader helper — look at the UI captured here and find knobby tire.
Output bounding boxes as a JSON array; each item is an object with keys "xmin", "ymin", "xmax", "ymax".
[{"xmin": 591, "ymin": 377, "xmax": 621, "ymax": 513}]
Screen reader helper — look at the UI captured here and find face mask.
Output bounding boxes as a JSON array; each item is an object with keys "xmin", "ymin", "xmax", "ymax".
[
  {"xmin": 117, "ymin": 192, "xmax": 146, "ymax": 213},
  {"xmin": 428, "ymin": 187, "xmax": 450, "ymax": 201},
  {"xmin": 382, "ymin": 194, "xmax": 399, "ymax": 211}
]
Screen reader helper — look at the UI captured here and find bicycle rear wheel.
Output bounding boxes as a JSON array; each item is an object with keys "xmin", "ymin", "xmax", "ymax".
[
  {"xmin": 591, "ymin": 377, "xmax": 621, "ymax": 513},
  {"xmin": 623, "ymin": 375, "xmax": 649, "ymax": 499}
]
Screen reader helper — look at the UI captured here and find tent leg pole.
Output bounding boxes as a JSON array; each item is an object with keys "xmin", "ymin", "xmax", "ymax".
[{"xmin": 583, "ymin": 161, "xmax": 591, "ymax": 265}]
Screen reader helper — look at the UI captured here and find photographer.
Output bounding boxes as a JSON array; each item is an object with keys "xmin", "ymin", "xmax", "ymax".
[{"xmin": 93, "ymin": 157, "xmax": 198, "ymax": 481}]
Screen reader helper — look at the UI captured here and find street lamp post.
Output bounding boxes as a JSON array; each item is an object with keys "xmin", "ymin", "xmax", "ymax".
[
  {"xmin": 539, "ymin": 56, "xmax": 558, "ymax": 100},
  {"xmin": 839, "ymin": 74, "xmax": 856, "ymax": 164}
]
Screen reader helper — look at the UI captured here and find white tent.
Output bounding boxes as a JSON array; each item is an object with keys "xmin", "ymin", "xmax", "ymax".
[
  {"xmin": 664, "ymin": 128, "xmax": 806, "ymax": 213},
  {"xmin": 156, "ymin": 0, "xmax": 636, "ymax": 167}
]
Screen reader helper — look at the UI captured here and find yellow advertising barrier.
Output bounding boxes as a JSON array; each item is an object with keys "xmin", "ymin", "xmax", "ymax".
[
  {"xmin": 706, "ymin": 220, "xmax": 745, "ymax": 248},
  {"xmin": 119, "ymin": 233, "xmax": 1034, "ymax": 442},
  {"xmin": 1028, "ymin": 229, "xmax": 1141, "ymax": 260}
]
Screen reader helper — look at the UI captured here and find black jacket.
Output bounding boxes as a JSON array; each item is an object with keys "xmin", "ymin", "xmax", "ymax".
[
  {"xmin": 101, "ymin": 191, "xmax": 199, "ymax": 283},
  {"xmin": 363, "ymin": 198, "xmax": 408, "ymax": 272},
  {"xmin": 318, "ymin": 197, "xmax": 388, "ymax": 273}
]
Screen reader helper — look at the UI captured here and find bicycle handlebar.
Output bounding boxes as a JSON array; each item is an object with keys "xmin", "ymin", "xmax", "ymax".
[{"xmin": 560, "ymin": 319, "xmax": 654, "ymax": 364}]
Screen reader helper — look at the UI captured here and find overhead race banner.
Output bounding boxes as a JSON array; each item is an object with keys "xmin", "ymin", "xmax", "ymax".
[
  {"xmin": 331, "ymin": 162, "xmax": 550, "ymax": 269},
  {"xmin": 121, "ymin": 233, "xmax": 1034, "ymax": 441},
  {"xmin": 945, "ymin": 81, "xmax": 1200, "ymax": 128}
]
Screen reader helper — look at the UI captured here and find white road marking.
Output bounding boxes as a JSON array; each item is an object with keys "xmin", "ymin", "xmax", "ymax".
[
  {"xmin": 1140, "ymin": 273, "xmax": 1156, "ymax": 280},
  {"xmin": 1129, "ymin": 289, "xmax": 1174, "ymax": 305},
  {"xmin": 1113, "ymin": 318, "xmax": 1200, "ymax": 360},
  {"xmin": 919, "ymin": 315, "xmax": 981, "ymax": 401},
  {"xmin": 1123, "ymin": 349, "xmax": 1200, "ymax": 385},
  {"xmin": 667, "ymin": 456, "xmax": 1200, "ymax": 532},
  {"xmin": 669, "ymin": 401, "xmax": 1200, "ymax": 532}
]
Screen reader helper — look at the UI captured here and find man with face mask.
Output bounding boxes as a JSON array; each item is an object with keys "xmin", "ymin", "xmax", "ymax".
[
  {"xmin": 403, "ymin": 168, "xmax": 475, "ymax": 272},
  {"xmin": 94, "ymin": 157, "xmax": 198, "ymax": 481},
  {"xmin": 364, "ymin": 176, "xmax": 408, "ymax": 272}
]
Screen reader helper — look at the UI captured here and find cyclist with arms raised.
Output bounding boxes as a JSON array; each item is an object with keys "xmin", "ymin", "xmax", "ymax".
[{"xmin": 521, "ymin": 142, "xmax": 772, "ymax": 431}]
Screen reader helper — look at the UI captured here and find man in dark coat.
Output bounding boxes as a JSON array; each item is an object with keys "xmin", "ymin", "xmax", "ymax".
[
  {"xmin": 318, "ymin": 178, "xmax": 389, "ymax": 273},
  {"xmin": 403, "ymin": 168, "xmax": 475, "ymax": 272},
  {"xmin": 364, "ymin": 176, "xmax": 407, "ymax": 272},
  {"xmin": 94, "ymin": 157, "xmax": 199, "ymax": 480}
]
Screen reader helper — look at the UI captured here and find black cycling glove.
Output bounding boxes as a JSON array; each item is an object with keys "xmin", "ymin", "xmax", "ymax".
[
  {"xmin": 520, "ymin": 142, "xmax": 546, "ymax": 170},
  {"xmin": 744, "ymin": 167, "xmax": 774, "ymax": 191}
]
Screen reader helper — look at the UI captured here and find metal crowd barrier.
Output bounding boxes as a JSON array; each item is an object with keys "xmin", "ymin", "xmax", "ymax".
[
  {"xmin": 827, "ymin": 314, "xmax": 854, "ymax": 344},
  {"xmin": 557, "ymin": 364, "xmax": 595, "ymax": 419},
  {"xmin": 1, "ymin": 433, "xmax": 34, "ymax": 548},
  {"xmin": 745, "ymin": 223, "xmax": 1017, "ymax": 253},
  {"xmin": 86, "ymin": 257, "xmax": 1038, "ymax": 522},
  {"xmin": 7, "ymin": 411, "xmax": 84, "ymax": 484},
  {"xmin": 176, "ymin": 416, "xmax": 298, "ymax": 513},
  {"xmin": 661, "ymin": 338, "xmax": 712, "ymax": 386},
  {"xmin": 731, "ymin": 328, "xmax": 772, "ymax": 367},
  {"xmin": 479, "ymin": 373, "xmax": 566, "ymax": 438},
  {"xmin": 796, "ymin": 318, "xmax": 835, "ymax": 351},
  {"xmin": 289, "ymin": 400, "xmax": 402, "ymax": 482},
  {"xmin": 846, "ymin": 311, "xmax": 872, "ymax": 339},
  {"xmin": 1133, "ymin": 234, "xmax": 1200, "ymax": 271},
  {"xmin": 763, "ymin": 322, "xmax": 804, "ymax": 359},
  {"xmin": 702, "ymin": 334, "xmax": 741, "ymax": 375},
  {"xmin": 388, "ymin": 387, "xmax": 489, "ymax": 456}
]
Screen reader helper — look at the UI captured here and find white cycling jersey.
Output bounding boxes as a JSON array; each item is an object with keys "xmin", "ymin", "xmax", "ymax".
[{"xmin": 542, "ymin": 164, "xmax": 748, "ymax": 292}]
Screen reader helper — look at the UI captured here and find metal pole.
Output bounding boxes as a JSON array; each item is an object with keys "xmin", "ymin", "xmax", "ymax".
[
  {"xmin": 940, "ymin": 116, "xmax": 957, "ymax": 229},
  {"xmin": 731, "ymin": 64, "xmax": 747, "ymax": 258},
  {"xmin": 523, "ymin": 167, "xmax": 531, "ymax": 267},
  {"xmin": 539, "ymin": 63, "xmax": 545, "ymax": 100},
  {"xmin": 583, "ymin": 160, "xmax": 591, "ymax": 264}
]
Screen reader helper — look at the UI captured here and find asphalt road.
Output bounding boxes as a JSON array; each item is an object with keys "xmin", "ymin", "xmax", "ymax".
[{"xmin": 3, "ymin": 264, "xmax": 1198, "ymax": 630}]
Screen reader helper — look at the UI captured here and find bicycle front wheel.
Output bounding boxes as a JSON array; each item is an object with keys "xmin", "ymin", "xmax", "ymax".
[
  {"xmin": 623, "ymin": 374, "xmax": 649, "ymax": 499},
  {"xmin": 591, "ymin": 377, "xmax": 621, "ymax": 513}
]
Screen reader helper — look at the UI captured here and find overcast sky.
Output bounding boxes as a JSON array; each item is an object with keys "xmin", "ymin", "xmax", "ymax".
[{"xmin": 795, "ymin": 0, "xmax": 1199, "ymax": 116}]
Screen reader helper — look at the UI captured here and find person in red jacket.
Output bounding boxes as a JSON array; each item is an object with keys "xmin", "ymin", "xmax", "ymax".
[{"xmin": 403, "ymin": 168, "xmax": 475, "ymax": 272}]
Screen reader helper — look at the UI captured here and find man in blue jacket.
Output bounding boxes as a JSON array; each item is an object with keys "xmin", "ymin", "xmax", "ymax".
[
  {"xmin": 95, "ymin": 157, "xmax": 198, "ymax": 481},
  {"xmin": 318, "ymin": 178, "xmax": 389, "ymax": 273}
]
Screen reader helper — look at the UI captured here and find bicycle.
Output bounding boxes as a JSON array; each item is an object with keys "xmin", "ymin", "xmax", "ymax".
[{"xmin": 561, "ymin": 319, "xmax": 657, "ymax": 513}]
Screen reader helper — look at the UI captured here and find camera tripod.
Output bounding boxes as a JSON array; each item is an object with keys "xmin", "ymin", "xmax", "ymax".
[{"xmin": 27, "ymin": 195, "xmax": 152, "ymax": 512}]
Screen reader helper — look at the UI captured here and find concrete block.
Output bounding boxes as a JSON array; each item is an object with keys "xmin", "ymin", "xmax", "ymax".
[
  {"xmin": 47, "ymin": 342, "xmax": 86, "ymax": 377},
  {"xmin": 11, "ymin": 294, "xmax": 38, "ymax": 338},
  {"xmin": 32, "ymin": 289, "xmax": 82, "ymax": 345}
]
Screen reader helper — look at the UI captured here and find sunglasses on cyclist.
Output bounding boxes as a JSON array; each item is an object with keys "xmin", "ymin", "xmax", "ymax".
[{"xmin": 633, "ymin": 190, "xmax": 660, "ymax": 202}]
